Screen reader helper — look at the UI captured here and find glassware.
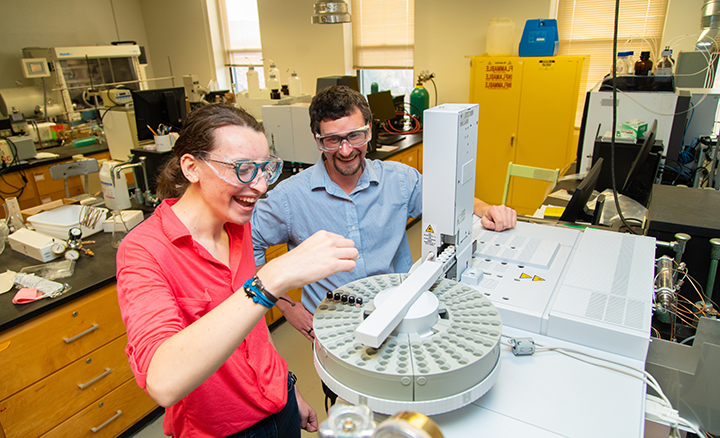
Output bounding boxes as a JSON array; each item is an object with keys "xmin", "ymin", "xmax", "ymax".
[
  {"xmin": 0, "ymin": 219, "xmax": 8, "ymax": 254},
  {"xmin": 634, "ymin": 51, "xmax": 653, "ymax": 76},
  {"xmin": 655, "ymin": 47, "xmax": 675, "ymax": 76},
  {"xmin": 616, "ymin": 51, "xmax": 634, "ymax": 76},
  {"xmin": 3, "ymin": 197, "xmax": 25, "ymax": 233},
  {"xmin": 110, "ymin": 210, "xmax": 129, "ymax": 249}
]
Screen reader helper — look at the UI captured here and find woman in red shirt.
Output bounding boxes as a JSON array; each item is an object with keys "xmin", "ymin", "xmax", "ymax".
[{"xmin": 116, "ymin": 104, "xmax": 358, "ymax": 438}]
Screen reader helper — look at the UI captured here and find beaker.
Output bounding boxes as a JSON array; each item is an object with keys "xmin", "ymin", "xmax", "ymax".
[
  {"xmin": 3, "ymin": 197, "xmax": 25, "ymax": 233},
  {"xmin": 110, "ymin": 210, "xmax": 130, "ymax": 248},
  {"xmin": 0, "ymin": 219, "xmax": 8, "ymax": 254}
]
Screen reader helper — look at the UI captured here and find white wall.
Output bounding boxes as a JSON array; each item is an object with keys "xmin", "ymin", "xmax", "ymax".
[
  {"xmin": 415, "ymin": 0, "xmax": 553, "ymax": 105},
  {"xmin": 257, "ymin": 0, "xmax": 349, "ymax": 92},
  {"xmin": 662, "ymin": 0, "xmax": 704, "ymax": 53},
  {"xmin": 0, "ymin": 0, "xmax": 153, "ymax": 90},
  {"xmin": 139, "ymin": 0, "xmax": 218, "ymax": 91}
]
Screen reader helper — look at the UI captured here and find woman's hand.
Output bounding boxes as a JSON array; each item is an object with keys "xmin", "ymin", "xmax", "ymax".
[
  {"xmin": 296, "ymin": 386, "xmax": 319, "ymax": 432},
  {"xmin": 257, "ymin": 230, "xmax": 357, "ymax": 298}
]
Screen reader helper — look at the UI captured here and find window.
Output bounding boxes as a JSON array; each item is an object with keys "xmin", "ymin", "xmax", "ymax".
[
  {"xmin": 351, "ymin": 0, "xmax": 414, "ymax": 99},
  {"xmin": 556, "ymin": 0, "xmax": 669, "ymax": 124},
  {"xmin": 218, "ymin": 0, "xmax": 264, "ymax": 93}
]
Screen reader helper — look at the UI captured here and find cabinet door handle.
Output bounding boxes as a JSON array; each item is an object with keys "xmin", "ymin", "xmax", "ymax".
[
  {"xmin": 91, "ymin": 410, "xmax": 122, "ymax": 433},
  {"xmin": 64, "ymin": 323, "xmax": 99, "ymax": 343},
  {"xmin": 78, "ymin": 367, "xmax": 112, "ymax": 389},
  {"xmin": 510, "ymin": 134, "xmax": 515, "ymax": 147}
]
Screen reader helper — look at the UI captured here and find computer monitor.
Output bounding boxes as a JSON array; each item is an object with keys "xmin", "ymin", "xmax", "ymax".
[
  {"xmin": 367, "ymin": 90, "xmax": 405, "ymax": 148},
  {"xmin": 316, "ymin": 76, "xmax": 359, "ymax": 94},
  {"xmin": 560, "ymin": 157, "xmax": 603, "ymax": 223},
  {"xmin": 131, "ymin": 87, "xmax": 187, "ymax": 141}
]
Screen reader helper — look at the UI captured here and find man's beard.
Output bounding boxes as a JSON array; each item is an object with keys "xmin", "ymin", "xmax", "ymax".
[{"xmin": 333, "ymin": 152, "xmax": 363, "ymax": 176}]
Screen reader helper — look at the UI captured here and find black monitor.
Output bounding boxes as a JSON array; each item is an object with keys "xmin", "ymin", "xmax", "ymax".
[
  {"xmin": 131, "ymin": 87, "xmax": 187, "ymax": 141},
  {"xmin": 623, "ymin": 119, "xmax": 657, "ymax": 193},
  {"xmin": 367, "ymin": 90, "xmax": 405, "ymax": 148},
  {"xmin": 316, "ymin": 76, "xmax": 359, "ymax": 94},
  {"xmin": 560, "ymin": 157, "xmax": 603, "ymax": 223}
]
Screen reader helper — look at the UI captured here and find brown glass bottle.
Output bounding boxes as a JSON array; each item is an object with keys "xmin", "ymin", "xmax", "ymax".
[{"xmin": 634, "ymin": 51, "xmax": 653, "ymax": 76}]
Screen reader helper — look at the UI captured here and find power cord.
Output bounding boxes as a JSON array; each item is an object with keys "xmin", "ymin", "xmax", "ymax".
[{"xmin": 503, "ymin": 335, "xmax": 708, "ymax": 437}]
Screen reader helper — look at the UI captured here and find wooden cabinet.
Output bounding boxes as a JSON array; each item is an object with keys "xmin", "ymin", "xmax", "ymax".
[
  {"xmin": 469, "ymin": 56, "xmax": 584, "ymax": 215},
  {"xmin": 0, "ymin": 285, "xmax": 157, "ymax": 438},
  {"xmin": 385, "ymin": 143, "xmax": 423, "ymax": 174},
  {"xmin": 0, "ymin": 151, "xmax": 111, "ymax": 216},
  {"xmin": 263, "ymin": 244, "xmax": 303, "ymax": 326}
]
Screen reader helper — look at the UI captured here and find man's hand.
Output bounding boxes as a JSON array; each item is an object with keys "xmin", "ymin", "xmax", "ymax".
[
  {"xmin": 296, "ymin": 386, "xmax": 318, "ymax": 432},
  {"xmin": 481, "ymin": 204, "xmax": 517, "ymax": 231},
  {"xmin": 277, "ymin": 298, "xmax": 315, "ymax": 341}
]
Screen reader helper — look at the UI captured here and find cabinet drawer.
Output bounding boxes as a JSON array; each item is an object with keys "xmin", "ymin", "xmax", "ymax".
[
  {"xmin": 42, "ymin": 378, "xmax": 158, "ymax": 438},
  {"xmin": 386, "ymin": 148, "xmax": 419, "ymax": 171},
  {"xmin": 0, "ymin": 335, "xmax": 133, "ymax": 438},
  {"xmin": 0, "ymin": 284, "xmax": 126, "ymax": 400}
]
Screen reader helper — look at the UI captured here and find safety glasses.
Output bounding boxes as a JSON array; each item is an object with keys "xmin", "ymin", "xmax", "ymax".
[
  {"xmin": 315, "ymin": 124, "xmax": 371, "ymax": 152},
  {"xmin": 201, "ymin": 152, "xmax": 283, "ymax": 186}
]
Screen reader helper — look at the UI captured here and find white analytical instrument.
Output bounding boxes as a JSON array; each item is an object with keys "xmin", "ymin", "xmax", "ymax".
[{"xmin": 313, "ymin": 103, "xmax": 656, "ymax": 434}]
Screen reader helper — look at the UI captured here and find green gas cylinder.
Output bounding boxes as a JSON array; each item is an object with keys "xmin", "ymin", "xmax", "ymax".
[{"xmin": 410, "ymin": 83, "xmax": 429, "ymax": 124}]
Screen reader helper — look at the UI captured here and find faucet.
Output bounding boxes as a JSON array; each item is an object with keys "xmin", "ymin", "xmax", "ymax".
[{"xmin": 112, "ymin": 156, "xmax": 157, "ymax": 207}]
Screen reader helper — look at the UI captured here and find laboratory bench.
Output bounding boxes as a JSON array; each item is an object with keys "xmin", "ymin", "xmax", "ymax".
[
  {"xmin": 366, "ymin": 133, "xmax": 423, "ymax": 173},
  {"xmin": 0, "ymin": 132, "xmax": 427, "ymax": 434},
  {"xmin": 1, "ymin": 142, "xmax": 111, "ymax": 215},
  {"xmin": 0, "ymin": 229, "xmax": 159, "ymax": 438}
]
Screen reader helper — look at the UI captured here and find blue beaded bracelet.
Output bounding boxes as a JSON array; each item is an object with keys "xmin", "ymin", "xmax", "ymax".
[{"xmin": 243, "ymin": 277, "xmax": 276, "ymax": 309}]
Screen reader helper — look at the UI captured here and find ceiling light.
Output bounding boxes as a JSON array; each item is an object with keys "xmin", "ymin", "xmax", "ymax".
[{"xmin": 312, "ymin": 1, "xmax": 352, "ymax": 24}]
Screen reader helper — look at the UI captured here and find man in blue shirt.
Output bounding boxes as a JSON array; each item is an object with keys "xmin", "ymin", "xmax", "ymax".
[{"xmin": 252, "ymin": 86, "xmax": 516, "ymax": 341}]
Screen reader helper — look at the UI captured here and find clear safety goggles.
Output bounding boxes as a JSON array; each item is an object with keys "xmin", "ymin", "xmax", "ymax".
[
  {"xmin": 315, "ymin": 124, "xmax": 371, "ymax": 152},
  {"xmin": 200, "ymin": 152, "xmax": 283, "ymax": 186}
]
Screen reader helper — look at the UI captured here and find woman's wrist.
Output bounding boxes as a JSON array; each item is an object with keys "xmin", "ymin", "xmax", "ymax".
[
  {"xmin": 243, "ymin": 275, "xmax": 276, "ymax": 309},
  {"xmin": 255, "ymin": 265, "xmax": 287, "ymax": 300}
]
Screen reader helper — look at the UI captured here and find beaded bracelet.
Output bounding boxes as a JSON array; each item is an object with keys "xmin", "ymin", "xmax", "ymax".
[{"xmin": 243, "ymin": 275, "xmax": 277, "ymax": 309}]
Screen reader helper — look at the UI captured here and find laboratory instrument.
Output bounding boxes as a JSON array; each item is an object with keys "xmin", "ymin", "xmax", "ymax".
[
  {"xmin": 314, "ymin": 105, "xmax": 502, "ymax": 416},
  {"xmin": 314, "ymin": 101, "xmax": 664, "ymax": 433},
  {"xmin": 319, "ymin": 404, "xmax": 444, "ymax": 438},
  {"xmin": 262, "ymin": 103, "xmax": 320, "ymax": 165},
  {"xmin": 20, "ymin": 45, "xmax": 147, "ymax": 122}
]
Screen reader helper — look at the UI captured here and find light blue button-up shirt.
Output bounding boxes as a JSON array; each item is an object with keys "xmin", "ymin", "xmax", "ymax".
[{"xmin": 251, "ymin": 158, "xmax": 422, "ymax": 312}]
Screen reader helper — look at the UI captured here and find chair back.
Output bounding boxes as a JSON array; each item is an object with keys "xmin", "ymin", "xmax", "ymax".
[{"xmin": 502, "ymin": 162, "xmax": 560, "ymax": 206}]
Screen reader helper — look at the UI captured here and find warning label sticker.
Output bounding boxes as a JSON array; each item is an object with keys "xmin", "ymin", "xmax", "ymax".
[
  {"xmin": 423, "ymin": 224, "xmax": 438, "ymax": 247},
  {"xmin": 518, "ymin": 273, "xmax": 545, "ymax": 282}
]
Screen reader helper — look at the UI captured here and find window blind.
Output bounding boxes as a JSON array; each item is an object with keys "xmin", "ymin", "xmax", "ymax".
[
  {"xmin": 218, "ymin": 0, "xmax": 263, "ymax": 67},
  {"xmin": 351, "ymin": 0, "xmax": 414, "ymax": 69},
  {"xmin": 556, "ymin": 0, "xmax": 669, "ymax": 124}
]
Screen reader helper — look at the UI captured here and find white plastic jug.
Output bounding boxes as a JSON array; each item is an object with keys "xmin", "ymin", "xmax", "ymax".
[
  {"xmin": 486, "ymin": 18, "xmax": 515, "ymax": 56},
  {"xmin": 99, "ymin": 161, "xmax": 131, "ymax": 210},
  {"xmin": 288, "ymin": 71, "xmax": 302, "ymax": 96}
]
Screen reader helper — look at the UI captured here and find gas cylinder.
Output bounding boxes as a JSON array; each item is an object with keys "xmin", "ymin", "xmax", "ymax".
[{"xmin": 410, "ymin": 83, "xmax": 429, "ymax": 124}]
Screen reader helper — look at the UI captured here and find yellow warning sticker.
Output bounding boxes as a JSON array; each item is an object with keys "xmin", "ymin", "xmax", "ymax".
[
  {"xmin": 519, "ymin": 273, "xmax": 532, "ymax": 279},
  {"xmin": 425, "ymin": 225, "xmax": 434, "ymax": 233},
  {"xmin": 532, "ymin": 275, "xmax": 545, "ymax": 282}
]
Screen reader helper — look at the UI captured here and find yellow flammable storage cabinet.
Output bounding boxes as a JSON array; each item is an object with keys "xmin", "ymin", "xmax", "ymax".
[{"xmin": 469, "ymin": 56, "xmax": 585, "ymax": 215}]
